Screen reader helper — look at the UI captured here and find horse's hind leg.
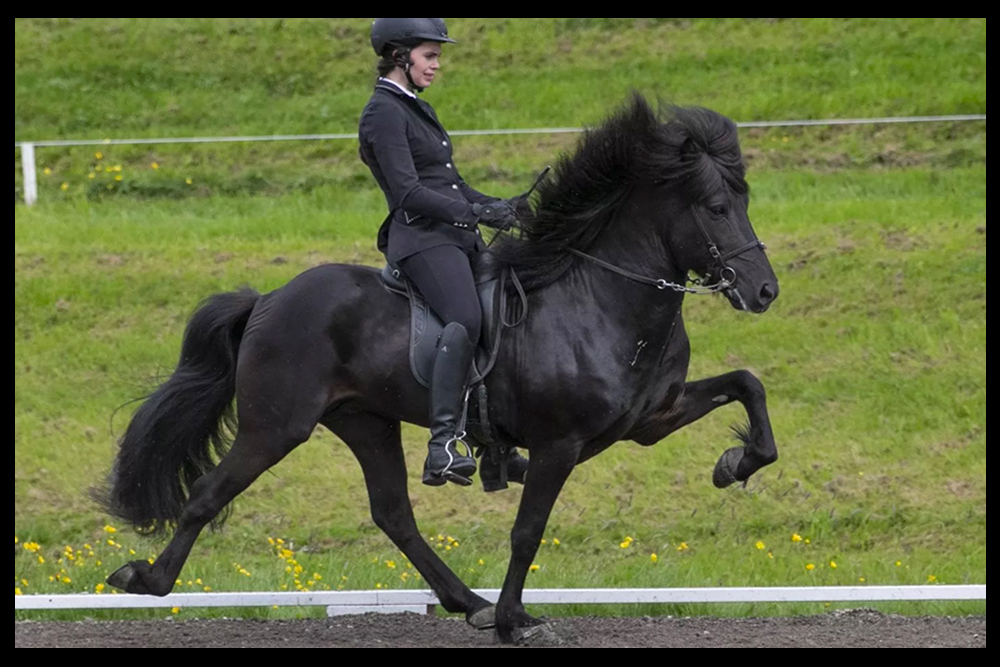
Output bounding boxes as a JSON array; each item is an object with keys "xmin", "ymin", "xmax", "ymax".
[
  {"xmin": 107, "ymin": 427, "xmax": 306, "ymax": 596},
  {"xmin": 627, "ymin": 370, "xmax": 777, "ymax": 488},
  {"xmin": 324, "ymin": 411, "xmax": 495, "ymax": 629}
]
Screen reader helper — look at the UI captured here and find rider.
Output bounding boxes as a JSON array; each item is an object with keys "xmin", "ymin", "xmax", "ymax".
[{"xmin": 358, "ymin": 18, "xmax": 527, "ymax": 488}]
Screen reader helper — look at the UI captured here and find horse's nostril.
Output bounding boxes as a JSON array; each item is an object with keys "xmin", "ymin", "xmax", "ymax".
[{"xmin": 760, "ymin": 283, "xmax": 776, "ymax": 302}]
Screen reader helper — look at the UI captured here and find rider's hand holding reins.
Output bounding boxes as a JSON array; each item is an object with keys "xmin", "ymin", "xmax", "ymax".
[{"xmin": 471, "ymin": 202, "xmax": 519, "ymax": 231}]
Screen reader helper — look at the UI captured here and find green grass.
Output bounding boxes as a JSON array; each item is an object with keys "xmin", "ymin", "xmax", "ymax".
[
  {"xmin": 14, "ymin": 166, "xmax": 986, "ymax": 619},
  {"xmin": 14, "ymin": 18, "xmax": 986, "ymax": 620},
  {"xmin": 15, "ymin": 18, "xmax": 986, "ymax": 203}
]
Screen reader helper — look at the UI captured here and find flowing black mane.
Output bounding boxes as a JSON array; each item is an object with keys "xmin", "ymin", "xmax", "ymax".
[{"xmin": 493, "ymin": 94, "xmax": 747, "ymax": 291}]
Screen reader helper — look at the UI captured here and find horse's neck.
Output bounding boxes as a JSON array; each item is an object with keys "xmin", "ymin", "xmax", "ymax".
[{"xmin": 549, "ymin": 235, "xmax": 685, "ymax": 343}]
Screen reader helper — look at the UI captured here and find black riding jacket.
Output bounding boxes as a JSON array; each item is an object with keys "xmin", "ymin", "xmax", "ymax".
[{"xmin": 358, "ymin": 81, "xmax": 499, "ymax": 264}]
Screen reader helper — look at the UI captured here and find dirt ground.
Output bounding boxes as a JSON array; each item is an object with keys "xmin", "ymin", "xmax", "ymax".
[{"xmin": 14, "ymin": 610, "xmax": 986, "ymax": 648}]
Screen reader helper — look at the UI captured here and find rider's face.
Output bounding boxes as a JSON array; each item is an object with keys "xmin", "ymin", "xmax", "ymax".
[{"xmin": 407, "ymin": 42, "xmax": 442, "ymax": 89}]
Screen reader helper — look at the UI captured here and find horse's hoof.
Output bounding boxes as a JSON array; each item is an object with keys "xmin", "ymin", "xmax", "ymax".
[
  {"xmin": 467, "ymin": 605, "xmax": 496, "ymax": 630},
  {"xmin": 106, "ymin": 563, "xmax": 138, "ymax": 593},
  {"xmin": 713, "ymin": 446, "xmax": 745, "ymax": 488},
  {"xmin": 511, "ymin": 622, "xmax": 561, "ymax": 646}
]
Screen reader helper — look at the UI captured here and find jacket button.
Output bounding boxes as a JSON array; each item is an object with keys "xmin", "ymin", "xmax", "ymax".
[
  {"xmin": 452, "ymin": 184, "xmax": 459, "ymax": 190},
  {"xmin": 442, "ymin": 140, "xmax": 448, "ymax": 146},
  {"xmin": 445, "ymin": 163, "xmax": 452, "ymax": 169}
]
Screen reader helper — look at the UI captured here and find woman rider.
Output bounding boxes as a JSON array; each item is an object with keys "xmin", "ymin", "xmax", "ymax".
[{"xmin": 358, "ymin": 18, "xmax": 527, "ymax": 488}]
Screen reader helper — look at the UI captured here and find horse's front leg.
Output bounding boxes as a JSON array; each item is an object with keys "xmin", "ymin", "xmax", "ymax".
[
  {"xmin": 628, "ymin": 370, "xmax": 777, "ymax": 487},
  {"xmin": 495, "ymin": 442, "xmax": 578, "ymax": 644}
]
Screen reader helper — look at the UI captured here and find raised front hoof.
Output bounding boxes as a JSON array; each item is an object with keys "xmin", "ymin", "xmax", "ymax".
[
  {"xmin": 713, "ymin": 446, "xmax": 745, "ymax": 489},
  {"xmin": 510, "ymin": 622, "xmax": 562, "ymax": 646},
  {"xmin": 466, "ymin": 605, "xmax": 496, "ymax": 630},
  {"xmin": 106, "ymin": 563, "xmax": 139, "ymax": 593},
  {"xmin": 106, "ymin": 560, "xmax": 170, "ymax": 596}
]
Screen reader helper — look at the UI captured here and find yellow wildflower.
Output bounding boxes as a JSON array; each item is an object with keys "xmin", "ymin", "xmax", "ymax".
[
  {"xmin": 95, "ymin": 152, "xmax": 103, "ymax": 160},
  {"xmin": 112, "ymin": 165, "xmax": 122, "ymax": 172},
  {"xmin": 185, "ymin": 178, "xmax": 193, "ymax": 185},
  {"xmin": 151, "ymin": 162, "xmax": 159, "ymax": 170},
  {"xmin": 529, "ymin": 564, "xmax": 540, "ymax": 572},
  {"xmin": 859, "ymin": 577, "xmax": 866, "ymax": 583},
  {"xmin": 60, "ymin": 182, "xmax": 69, "ymax": 190},
  {"xmin": 896, "ymin": 560, "xmax": 903, "ymax": 567},
  {"xmin": 15, "ymin": 588, "xmax": 23, "ymax": 596},
  {"xmin": 650, "ymin": 553, "xmax": 658, "ymax": 563},
  {"xmin": 806, "ymin": 563, "xmax": 815, "ymax": 571},
  {"xmin": 104, "ymin": 525, "xmax": 117, "ymax": 534},
  {"xmin": 830, "ymin": 561, "xmax": 837, "ymax": 569},
  {"xmin": 676, "ymin": 542, "xmax": 689, "ymax": 551},
  {"xmin": 552, "ymin": 538, "xmax": 561, "ymax": 546},
  {"xmin": 171, "ymin": 607, "xmax": 180, "ymax": 614},
  {"xmin": 37, "ymin": 556, "xmax": 45, "ymax": 564},
  {"xmin": 385, "ymin": 560, "xmax": 396, "ymax": 569},
  {"xmin": 755, "ymin": 541, "xmax": 765, "ymax": 550},
  {"xmin": 95, "ymin": 583, "xmax": 105, "ymax": 593},
  {"xmin": 927, "ymin": 575, "xmax": 937, "ymax": 583},
  {"xmin": 477, "ymin": 559, "xmax": 485, "ymax": 566},
  {"xmin": 115, "ymin": 175, "xmax": 123, "ymax": 181},
  {"xmin": 791, "ymin": 533, "xmax": 803, "ymax": 543}
]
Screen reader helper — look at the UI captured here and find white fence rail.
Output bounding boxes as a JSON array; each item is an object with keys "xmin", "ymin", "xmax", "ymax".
[
  {"xmin": 15, "ymin": 585, "xmax": 986, "ymax": 618},
  {"xmin": 14, "ymin": 114, "xmax": 987, "ymax": 206}
]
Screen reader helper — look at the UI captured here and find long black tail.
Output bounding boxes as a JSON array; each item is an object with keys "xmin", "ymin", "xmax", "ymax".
[{"xmin": 93, "ymin": 288, "xmax": 261, "ymax": 534}]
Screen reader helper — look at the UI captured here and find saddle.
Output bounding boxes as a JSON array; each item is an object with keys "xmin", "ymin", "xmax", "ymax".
[{"xmin": 380, "ymin": 254, "xmax": 527, "ymax": 490}]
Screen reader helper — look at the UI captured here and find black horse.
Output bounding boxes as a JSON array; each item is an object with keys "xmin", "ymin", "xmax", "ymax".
[{"xmin": 96, "ymin": 94, "xmax": 779, "ymax": 644}]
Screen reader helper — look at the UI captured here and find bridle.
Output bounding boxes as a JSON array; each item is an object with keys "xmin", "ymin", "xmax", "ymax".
[{"xmin": 567, "ymin": 206, "xmax": 766, "ymax": 295}]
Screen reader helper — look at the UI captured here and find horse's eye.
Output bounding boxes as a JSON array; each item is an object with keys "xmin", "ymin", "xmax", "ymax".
[{"xmin": 710, "ymin": 205, "xmax": 728, "ymax": 217}]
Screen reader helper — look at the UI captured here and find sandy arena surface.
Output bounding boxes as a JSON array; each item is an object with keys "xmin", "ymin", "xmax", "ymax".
[{"xmin": 15, "ymin": 610, "xmax": 986, "ymax": 648}]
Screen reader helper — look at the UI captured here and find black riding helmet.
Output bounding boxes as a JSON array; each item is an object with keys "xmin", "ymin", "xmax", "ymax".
[{"xmin": 371, "ymin": 18, "xmax": 456, "ymax": 56}]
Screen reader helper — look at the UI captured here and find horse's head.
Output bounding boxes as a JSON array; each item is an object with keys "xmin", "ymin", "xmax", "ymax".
[
  {"xmin": 652, "ymin": 106, "xmax": 778, "ymax": 313},
  {"xmin": 492, "ymin": 95, "xmax": 778, "ymax": 312}
]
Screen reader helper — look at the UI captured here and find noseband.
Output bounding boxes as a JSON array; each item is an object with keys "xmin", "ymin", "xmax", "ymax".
[{"xmin": 567, "ymin": 207, "xmax": 766, "ymax": 295}]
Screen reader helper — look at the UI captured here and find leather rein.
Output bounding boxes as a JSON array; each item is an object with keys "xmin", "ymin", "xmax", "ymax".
[{"xmin": 568, "ymin": 207, "xmax": 765, "ymax": 295}]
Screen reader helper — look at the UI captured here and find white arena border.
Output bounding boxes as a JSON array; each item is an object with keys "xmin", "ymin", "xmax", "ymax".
[{"xmin": 15, "ymin": 585, "xmax": 986, "ymax": 617}]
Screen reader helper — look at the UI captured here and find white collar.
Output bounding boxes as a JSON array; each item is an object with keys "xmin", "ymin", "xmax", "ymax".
[{"xmin": 378, "ymin": 77, "xmax": 417, "ymax": 99}]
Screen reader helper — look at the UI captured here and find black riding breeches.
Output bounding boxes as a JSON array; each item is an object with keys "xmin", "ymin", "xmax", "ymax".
[{"xmin": 398, "ymin": 244, "xmax": 482, "ymax": 345}]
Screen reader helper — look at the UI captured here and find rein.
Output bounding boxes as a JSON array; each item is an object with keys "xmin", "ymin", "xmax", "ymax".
[{"xmin": 567, "ymin": 208, "xmax": 765, "ymax": 295}]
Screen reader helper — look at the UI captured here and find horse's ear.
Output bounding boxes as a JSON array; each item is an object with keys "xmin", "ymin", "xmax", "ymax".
[{"xmin": 680, "ymin": 136, "xmax": 699, "ymax": 157}]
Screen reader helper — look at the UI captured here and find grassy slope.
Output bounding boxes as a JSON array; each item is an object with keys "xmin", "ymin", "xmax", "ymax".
[{"xmin": 14, "ymin": 18, "xmax": 985, "ymax": 617}]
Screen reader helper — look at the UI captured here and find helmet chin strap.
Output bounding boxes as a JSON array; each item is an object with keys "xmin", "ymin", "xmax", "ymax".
[{"xmin": 392, "ymin": 48, "xmax": 424, "ymax": 94}]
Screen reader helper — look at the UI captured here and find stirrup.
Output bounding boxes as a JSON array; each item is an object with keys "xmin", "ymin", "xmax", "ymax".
[{"xmin": 423, "ymin": 433, "xmax": 476, "ymax": 487}]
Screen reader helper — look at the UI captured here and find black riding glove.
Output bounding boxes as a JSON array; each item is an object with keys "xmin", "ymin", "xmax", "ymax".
[{"xmin": 471, "ymin": 202, "xmax": 518, "ymax": 231}]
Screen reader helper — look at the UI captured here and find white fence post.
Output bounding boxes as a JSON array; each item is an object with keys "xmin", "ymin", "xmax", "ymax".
[{"xmin": 20, "ymin": 143, "xmax": 37, "ymax": 206}]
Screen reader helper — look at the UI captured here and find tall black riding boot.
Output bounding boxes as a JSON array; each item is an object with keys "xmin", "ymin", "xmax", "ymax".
[{"xmin": 422, "ymin": 322, "xmax": 477, "ymax": 487}]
